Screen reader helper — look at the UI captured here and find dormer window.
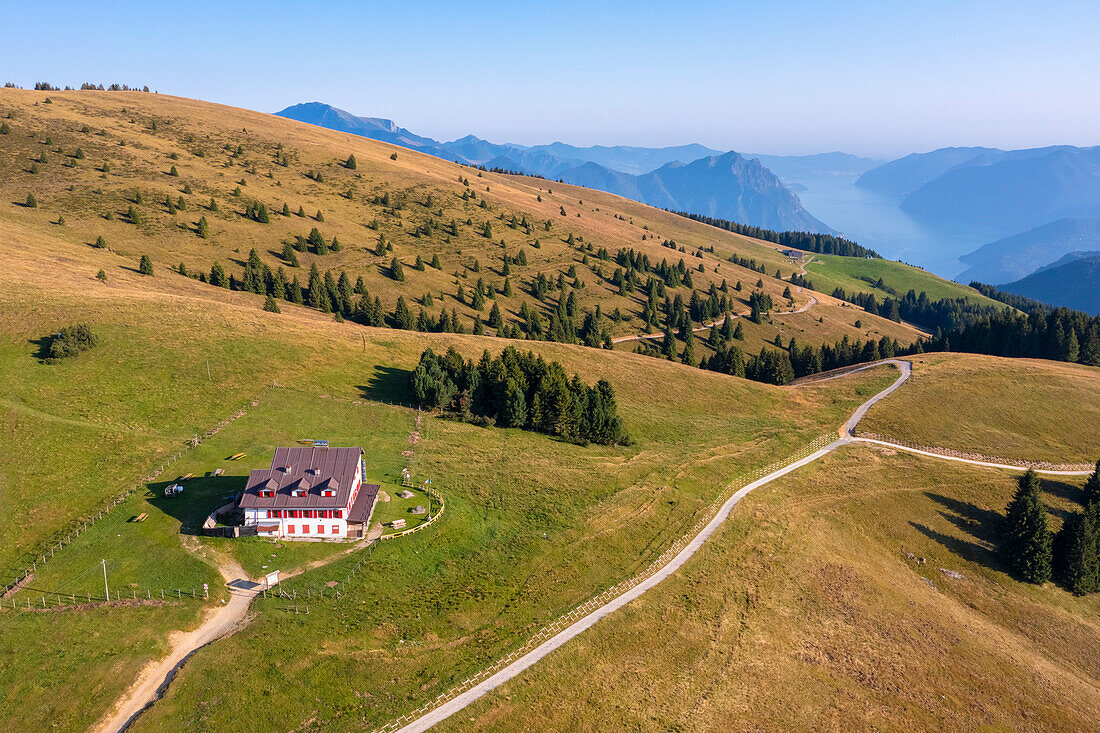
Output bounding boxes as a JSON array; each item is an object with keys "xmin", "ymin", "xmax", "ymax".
[
  {"xmin": 322, "ymin": 489, "xmax": 336, "ymax": 497},
  {"xmin": 289, "ymin": 477, "xmax": 310, "ymax": 497},
  {"xmin": 259, "ymin": 489, "xmax": 275, "ymax": 498}
]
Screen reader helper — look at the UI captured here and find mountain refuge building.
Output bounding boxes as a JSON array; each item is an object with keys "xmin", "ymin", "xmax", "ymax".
[{"xmin": 240, "ymin": 446, "xmax": 380, "ymax": 539}]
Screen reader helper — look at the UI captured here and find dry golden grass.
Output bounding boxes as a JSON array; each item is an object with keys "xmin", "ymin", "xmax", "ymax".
[
  {"xmin": 0, "ymin": 88, "xmax": 922, "ymax": 349},
  {"xmin": 440, "ymin": 445, "xmax": 1100, "ymax": 732},
  {"xmin": 859, "ymin": 353, "xmax": 1100, "ymax": 463}
]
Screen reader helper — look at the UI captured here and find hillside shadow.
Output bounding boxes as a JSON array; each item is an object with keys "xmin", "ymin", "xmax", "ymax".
[
  {"xmin": 146, "ymin": 476, "xmax": 247, "ymax": 535},
  {"xmin": 357, "ymin": 365, "xmax": 411, "ymax": 403}
]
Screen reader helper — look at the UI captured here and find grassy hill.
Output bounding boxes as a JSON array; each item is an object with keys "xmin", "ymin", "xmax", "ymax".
[
  {"xmin": 0, "ymin": 201, "xmax": 898, "ymax": 732},
  {"xmin": 434, "ymin": 445, "xmax": 1100, "ymax": 731},
  {"xmin": 858, "ymin": 353, "xmax": 1100, "ymax": 462},
  {"xmin": 0, "ymin": 88, "xmax": 940, "ymax": 367},
  {"xmin": 2, "ymin": 88, "xmax": 1096, "ymax": 733}
]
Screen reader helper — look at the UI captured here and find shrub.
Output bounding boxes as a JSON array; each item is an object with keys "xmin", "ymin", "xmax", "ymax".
[
  {"xmin": 25, "ymin": 193, "xmax": 37, "ymax": 208},
  {"xmin": 45, "ymin": 323, "xmax": 98, "ymax": 361},
  {"xmin": 93, "ymin": 235, "xmax": 107, "ymax": 248}
]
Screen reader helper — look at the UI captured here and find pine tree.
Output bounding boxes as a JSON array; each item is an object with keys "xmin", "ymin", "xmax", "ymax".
[
  {"xmin": 345, "ymin": 154, "xmax": 357, "ymax": 170},
  {"xmin": 431, "ymin": 253, "xmax": 442, "ymax": 269},
  {"xmin": 681, "ymin": 329, "xmax": 697, "ymax": 367},
  {"xmin": 1066, "ymin": 329, "xmax": 1080, "ymax": 362},
  {"xmin": 168, "ymin": 164, "xmax": 179, "ymax": 176},
  {"xmin": 1003, "ymin": 469, "xmax": 1053, "ymax": 583},
  {"xmin": 1055, "ymin": 509, "xmax": 1100, "ymax": 595},
  {"xmin": 93, "ymin": 235, "xmax": 107, "ymax": 249},
  {"xmin": 263, "ymin": 295, "xmax": 281, "ymax": 313},
  {"xmin": 197, "ymin": 216, "xmax": 209, "ymax": 239},
  {"xmin": 210, "ymin": 261, "xmax": 228, "ymax": 287},
  {"xmin": 138, "ymin": 254, "xmax": 154, "ymax": 276},
  {"xmin": 25, "ymin": 193, "xmax": 37, "ymax": 208},
  {"xmin": 390, "ymin": 257, "xmax": 405, "ymax": 282},
  {"xmin": 393, "ymin": 296, "xmax": 414, "ymax": 329},
  {"xmin": 1083, "ymin": 461, "xmax": 1100, "ymax": 508}
]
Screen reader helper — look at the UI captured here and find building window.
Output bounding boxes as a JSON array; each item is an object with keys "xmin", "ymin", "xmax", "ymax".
[
  {"xmin": 302, "ymin": 525, "xmax": 310, "ymax": 534},
  {"xmin": 288, "ymin": 525, "xmax": 295, "ymax": 533},
  {"xmin": 318, "ymin": 525, "xmax": 325, "ymax": 534},
  {"xmin": 332, "ymin": 525, "xmax": 339, "ymax": 534},
  {"xmin": 336, "ymin": 509, "xmax": 342, "ymax": 519}
]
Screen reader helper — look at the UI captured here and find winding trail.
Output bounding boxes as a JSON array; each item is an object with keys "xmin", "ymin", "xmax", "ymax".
[
  {"xmin": 93, "ymin": 557, "xmax": 262, "ymax": 733},
  {"xmin": 389, "ymin": 357, "xmax": 1090, "ymax": 732},
  {"xmin": 611, "ymin": 256, "xmax": 820, "ymax": 345},
  {"xmin": 96, "ymin": 358, "xmax": 1090, "ymax": 733}
]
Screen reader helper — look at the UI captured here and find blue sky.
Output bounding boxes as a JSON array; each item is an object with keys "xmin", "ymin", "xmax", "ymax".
[{"xmin": 4, "ymin": 0, "xmax": 1097, "ymax": 157}]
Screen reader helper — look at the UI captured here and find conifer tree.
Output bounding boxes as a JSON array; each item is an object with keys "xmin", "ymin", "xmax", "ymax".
[
  {"xmin": 1055, "ymin": 509, "xmax": 1100, "ymax": 595},
  {"xmin": 210, "ymin": 261, "xmax": 228, "ymax": 287},
  {"xmin": 431, "ymin": 253, "xmax": 442, "ymax": 269},
  {"xmin": 391, "ymin": 257, "xmax": 405, "ymax": 282},
  {"xmin": 25, "ymin": 193, "xmax": 37, "ymax": 208},
  {"xmin": 393, "ymin": 296, "xmax": 414, "ymax": 329},
  {"xmin": 345, "ymin": 154, "xmax": 357, "ymax": 170},
  {"xmin": 139, "ymin": 254, "xmax": 154, "ymax": 276},
  {"xmin": 263, "ymin": 295, "xmax": 281, "ymax": 313},
  {"xmin": 1003, "ymin": 469, "xmax": 1053, "ymax": 583},
  {"xmin": 93, "ymin": 235, "xmax": 107, "ymax": 249}
]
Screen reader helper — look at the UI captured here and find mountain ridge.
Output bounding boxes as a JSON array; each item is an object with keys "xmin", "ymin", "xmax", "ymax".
[{"xmin": 275, "ymin": 102, "xmax": 832, "ymax": 233}]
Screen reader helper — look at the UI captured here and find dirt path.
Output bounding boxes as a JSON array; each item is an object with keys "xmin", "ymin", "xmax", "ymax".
[
  {"xmin": 389, "ymin": 360, "xmax": 913, "ymax": 733},
  {"xmin": 92, "ymin": 556, "xmax": 261, "ymax": 733},
  {"xmin": 611, "ymin": 258, "xmax": 819, "ymax": 345},
  {"xmin": 388, "ymin": 356, "xmax": 1089, "ymax": 732}
]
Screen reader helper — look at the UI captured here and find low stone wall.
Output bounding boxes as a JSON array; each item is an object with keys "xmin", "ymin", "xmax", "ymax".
[{"xmin": 855, "ymin": 432, "xmax": 1094, "ymax": 473}]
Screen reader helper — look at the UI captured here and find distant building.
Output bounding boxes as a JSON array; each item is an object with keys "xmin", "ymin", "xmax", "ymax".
[
  {"xmin": 240, "ymin": 446, "xmax": 379, "ymax": 539},
  {"xmin": 782, "ymin": 249, "xmax": 802, "ymax": 259}
]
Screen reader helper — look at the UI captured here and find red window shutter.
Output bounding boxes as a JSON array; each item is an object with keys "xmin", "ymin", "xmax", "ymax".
[
  {"xmin": 332, "ymin": 525, "xmax": 338, "ymax": 534},
  {"xmin": 318, "ymin": 525, "xmax": 324, "ymax": 534},
  {"xmin": 336, "ymin": 509, "xmax": 342, "ymax": 519},
  {"xmin": 288, "ymin": 525, "xmax": 295, "ymax": 533}
]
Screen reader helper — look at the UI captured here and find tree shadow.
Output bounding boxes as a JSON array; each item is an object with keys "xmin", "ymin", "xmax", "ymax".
[
  {"xmin": 917, "ymin": 491, "xmax": 1005, "ymax": 571},
  {"xmin": 357, "ymin": 365, "xmax": 412, "ymax": 403},
  {"xmin": 29, "ymin": 335, "xmax": 55, "ymax": 361},
  {"xmin": 1041, "ymin": 477, "xmax": 1086, "ymax": 505},
  {"xmin": 146, "ymin": 475, "xmax": 248, "ymax": 535},
  {"xmin": 910, "ymin": 521, "xmax": 1000, "ymax": 570}
]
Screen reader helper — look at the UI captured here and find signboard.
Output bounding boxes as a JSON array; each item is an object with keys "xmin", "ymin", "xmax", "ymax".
[
  {"xmin": 263, "ymin": 570, "xmax": 280, "ymax": 588},
  {"xmin": 314, "ymin": 440, "xmax": 329, "ymax": 448}
]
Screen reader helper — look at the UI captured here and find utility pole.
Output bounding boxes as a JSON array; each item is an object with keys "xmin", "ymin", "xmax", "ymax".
[{"xmin": 101, "ymin": 559, "xmax": 109, "ymax": 601}]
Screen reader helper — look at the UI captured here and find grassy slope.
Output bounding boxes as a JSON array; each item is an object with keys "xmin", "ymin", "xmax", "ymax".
[
  {"xmin": 0, "ymin": 223, "xmax": 896, "ymax": 732},
  {"xmin": 0, "ymin": 88, "xmax": 922, "ymax": 352},
  {"xmin": 859, "ymin": 353, "xmax": 1100, "ymax": 463},
  {"xmin": 439, "ymin": 445, "xmax": 1100, "ymax": 732},
  {"xmin": 805, "ymin": 252, "xmax": 1005, "ymax": 307}
]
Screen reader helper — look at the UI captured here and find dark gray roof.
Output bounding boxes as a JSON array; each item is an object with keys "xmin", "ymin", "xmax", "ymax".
[{"xmin": 240, "ymin": 446, "xmax": 363, "ymax": 509}]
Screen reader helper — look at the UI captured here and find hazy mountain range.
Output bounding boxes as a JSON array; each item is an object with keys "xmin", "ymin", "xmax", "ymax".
[
  {"xmin": 857, "ymin": 146, "xmax": 1100, "ymax": 239},
  {"xmin": 278, "ymin": 103, "xmax": 1099, "ymax": 312},
  {"xmin": 276, "ymin": 103, "xmax": 831, "ymax": 233},
  {"xmin": 999, "ymin": 252, "xmax": 1100, "ymax": 315}
]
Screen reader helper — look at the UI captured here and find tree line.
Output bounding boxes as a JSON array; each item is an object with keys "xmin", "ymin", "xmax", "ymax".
[
  {"xmin": 670, "ymin": 211, "xmax": 881, "ymax": 258},
  {"xmin": 831, "ymin": 286, "xmax": 1100, "ymax": 367},
  {"xmin": 411, "ymin": 346, "xmax": 630, "ymax": 446}
]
